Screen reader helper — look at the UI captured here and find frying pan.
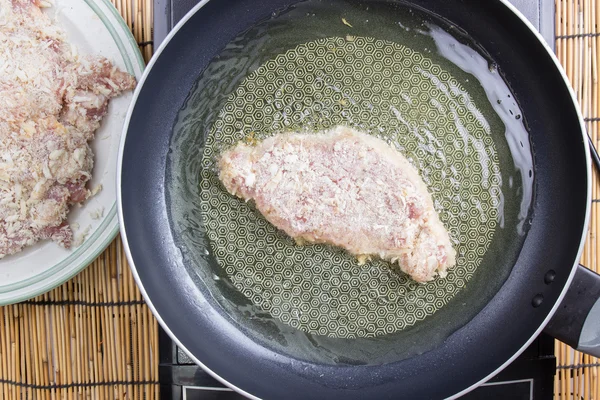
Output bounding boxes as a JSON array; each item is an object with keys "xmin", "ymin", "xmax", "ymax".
[{"xmin": 118, "ymin": 0, "xmax": 600, "ymax": 398}]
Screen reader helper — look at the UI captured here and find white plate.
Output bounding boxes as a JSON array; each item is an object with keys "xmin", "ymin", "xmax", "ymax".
[{"xmin": 0, "ymin": 0, "xmax": 145, "ymax": 304}]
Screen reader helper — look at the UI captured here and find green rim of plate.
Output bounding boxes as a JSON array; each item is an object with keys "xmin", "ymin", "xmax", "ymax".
[{"xmin": 0, "ymin": 0, "xmax": 145, "ymax": 302}]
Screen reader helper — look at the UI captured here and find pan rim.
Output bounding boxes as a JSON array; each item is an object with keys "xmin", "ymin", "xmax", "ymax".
[
  {"xmin": 116, "ymin": 0, "xmax": 592, "ymax": 399},
  {"xmin": 116, "ymin": 2, "xmax": 258, "ymax": 398},
  {"xmin": 448, "ymin": 0, "xmax": 590, "ymax": 396}
]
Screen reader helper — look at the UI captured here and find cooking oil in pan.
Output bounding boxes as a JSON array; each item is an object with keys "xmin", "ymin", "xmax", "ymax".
[{"xmin": 168, "ymin": 0, "xmax": 534, "ymax": 364}]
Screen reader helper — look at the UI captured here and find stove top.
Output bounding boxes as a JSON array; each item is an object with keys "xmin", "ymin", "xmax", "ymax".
[
  {"xmin": 153, "ymin": 0, "xmax": 555, "ymax": 50},
  {"xmin": 153, "ymin": 1, "xmax": 557, "ymax": 399},
  {"xmin": 160, "ymin": 327, "xmax": 555, "ymax": 400}
]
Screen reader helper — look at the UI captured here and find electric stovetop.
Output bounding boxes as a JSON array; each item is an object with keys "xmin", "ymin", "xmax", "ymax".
[
  {"xmin": 153, "ymin": 1, "xmax": 557, "ymax": 399},
  {"xmin": 153, "ymin": 0, "xmax": 555, "ymax": 50}
]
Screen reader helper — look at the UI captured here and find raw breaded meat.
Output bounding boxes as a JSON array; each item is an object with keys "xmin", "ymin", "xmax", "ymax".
[
  {"xmin": 0, "ymin": 0, "xmax": 136, "ymax": 257},
  {"xmin": 218, "ymin": 126, "xmax": 456, "ymax": 283}
]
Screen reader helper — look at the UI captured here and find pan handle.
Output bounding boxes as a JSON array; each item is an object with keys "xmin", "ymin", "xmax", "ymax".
[{"xmin": 544, "ymin": 265, "xmax": 600, "ymax": 357}]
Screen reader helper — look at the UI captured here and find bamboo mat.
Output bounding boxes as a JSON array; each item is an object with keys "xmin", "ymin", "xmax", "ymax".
[
  {"xmin": 0, "ymin": 1, "xmax": 156, "ymax": 399},
  {"xmin": 556, "ymin": 0, "xmax": 600, "ymax": 399},
  {"xmin": 0, "ymin": 0, "xmax": 599, "ymax": 399}
]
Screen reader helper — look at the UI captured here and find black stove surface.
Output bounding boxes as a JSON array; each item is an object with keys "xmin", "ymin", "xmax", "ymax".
[
  {"xmin": 153, "ymin": 1, "xmax": 557, "ymax": 398},
  {"xmin": 153, "ymin": 0, "xmax": 555, "ymax": 50},
  {"xmin": 159, "ymin": 328, "xmax": 555, "ymax": 400}
]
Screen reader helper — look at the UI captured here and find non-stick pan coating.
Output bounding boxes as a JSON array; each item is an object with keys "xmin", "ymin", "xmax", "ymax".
[
  {"xmin": 119, "ymin": 0, "xmax": 589, "ymax": 398},
  {"xmin": 168, "ymin": 0, "xmax": 530, "ymax": 365}
]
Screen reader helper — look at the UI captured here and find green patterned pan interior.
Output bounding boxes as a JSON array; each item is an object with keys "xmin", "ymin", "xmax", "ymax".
[{"xmin": 167, "ymin": 0, "xmax": 534, "ymax": 364}]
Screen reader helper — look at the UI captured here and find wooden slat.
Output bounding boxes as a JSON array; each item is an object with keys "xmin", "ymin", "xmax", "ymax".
[
  {"xmin": 556, "ymin": 0, "xmax": 600, "ymax": 398},
  {"xmin": 0, "ymin": 0, "xmax": 157, "ymax": 397}
]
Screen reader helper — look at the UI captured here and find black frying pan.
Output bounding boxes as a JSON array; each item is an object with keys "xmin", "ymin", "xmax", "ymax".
[{"xmin": 118, "ymin": 0, "xmax": 600, "ymax": 398}]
